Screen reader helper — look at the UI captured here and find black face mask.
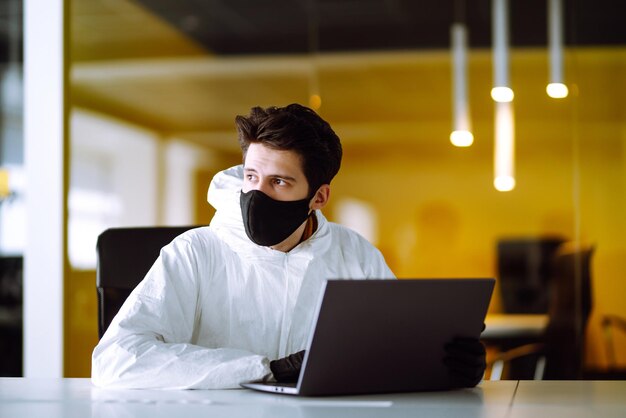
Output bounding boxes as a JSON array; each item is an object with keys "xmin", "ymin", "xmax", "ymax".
[{"xmin": 240, "ymin": 189, "xmax": 312, "ymax": 246}]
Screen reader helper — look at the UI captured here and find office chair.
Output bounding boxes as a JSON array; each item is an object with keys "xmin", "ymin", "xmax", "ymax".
[
  {"xmin": 497, "ymin": 237, "xmax": 565, "ymax": 314},
  {"xmin": 489, "ymin": 243, "xmax": 594, "ymax": 380},
  {"xmin": 96, "ymin": 226, "xmax": 197, "ymax": 339},
  {"xmin": 488, "ymin": 237, "xmax": 565, "ymax": 379}
]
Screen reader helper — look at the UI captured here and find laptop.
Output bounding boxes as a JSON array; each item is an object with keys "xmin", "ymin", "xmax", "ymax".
[{"xmin": 241, "ymin": 278, "xmax": 495, "ymax": 396}]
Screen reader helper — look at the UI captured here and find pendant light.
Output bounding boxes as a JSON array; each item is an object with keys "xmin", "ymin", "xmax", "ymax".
[
  {"xmin": 450, "ymin": 23, "xmax": 474, "ymax": 147},
  {"xmin": 494, "ymin": 101, "xmax": 515, "ymax": 192},
  {"xmin": 547, "ymin": 0, "xmax": 568, "ymax": 98},
  {"xmin": 491, "ymin": 0, "xmax": 514, "ymax": 102}
]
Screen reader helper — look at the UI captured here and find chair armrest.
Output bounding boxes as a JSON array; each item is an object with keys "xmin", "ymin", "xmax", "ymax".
[
  {"xmin": 489, "ymin": 342, "xmax": 545, "ymax": 363},
  {"xmin": 601, "ymin": 314, "xmax": 626, "ymax": 367},
  {"xmin": 487, "ymin": 343, "xmax": 546, "ymax": 380},
  {"xmin": 602, "ymin": 315, "xmax": 626, "ymax": 331}
]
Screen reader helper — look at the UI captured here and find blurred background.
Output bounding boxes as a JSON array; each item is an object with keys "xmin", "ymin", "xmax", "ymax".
[{"xmin": 1, "ymin": 0, "xmax": 626, "ymax": 379}]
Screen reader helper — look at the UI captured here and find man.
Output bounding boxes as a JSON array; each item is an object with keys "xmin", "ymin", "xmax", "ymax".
[{"xmin": 92, "ymin": 104, "xmax": 485, "ymax": 389}]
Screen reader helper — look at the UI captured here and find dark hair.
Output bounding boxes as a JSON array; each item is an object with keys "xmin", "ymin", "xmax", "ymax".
[{"xmin": 235, "ymin": 103, "xmax": 343, "ymax": 195}]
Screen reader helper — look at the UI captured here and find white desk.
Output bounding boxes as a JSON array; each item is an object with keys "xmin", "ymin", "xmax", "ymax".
[
  {"xmin": 511, "ymin": 381, "xmax": 626, "ymax": 418},
  {"xmin": 2, "ymin": 379, "xmax": 626, "ymax": 418},
  {"xmin": 0, "ymin": 378, "xmax": 514, "ymax": 418}
]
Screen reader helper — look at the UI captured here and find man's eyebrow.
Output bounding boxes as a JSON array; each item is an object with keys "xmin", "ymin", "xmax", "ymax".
[
  {"xmin": 243, "ymin": 167, "xmax": 297, "ymax": 182},
  {"xmin": 270, "ymin": 174, "xmax": 297, "ymax": 182}
]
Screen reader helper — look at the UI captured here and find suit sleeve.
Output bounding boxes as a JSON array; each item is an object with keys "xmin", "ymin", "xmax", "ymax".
[{"xmin": 91, "ymin": 234, "xmax": 270, "ymax": 389}]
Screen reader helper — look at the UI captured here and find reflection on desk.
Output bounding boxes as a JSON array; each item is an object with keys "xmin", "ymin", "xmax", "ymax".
[
  {"xmin": 2, "ymin": 379, "xmax": 626, "ymax": 418},
  {"xmin": 483, "ymin": 314, "xmax": 548, "ymax": 340},
  {"xmin": 512, "ymin": 381, "xmax": 626, "ymax": 418},
  {"xmin": 0, "ymin": 378, "xmax": 513, "ymax": 418}
]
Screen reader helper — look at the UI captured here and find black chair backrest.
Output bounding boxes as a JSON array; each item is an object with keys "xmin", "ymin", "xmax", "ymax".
[
  {"xmin": 96, "ymin": 226, "xmax": 197, "ymax": 339},
  {"xmin": 497, "ymin": 237, "xmax": 566, "ymax": 314},
  {"xmin": 543, "ymin": 245, "xmax": 594, "ymax": 379}
]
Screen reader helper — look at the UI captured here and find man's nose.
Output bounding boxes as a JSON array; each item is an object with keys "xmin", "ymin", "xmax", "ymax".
[{"xmin": 253, "ymin": 180, "xmax": 272, "ymax": 196}]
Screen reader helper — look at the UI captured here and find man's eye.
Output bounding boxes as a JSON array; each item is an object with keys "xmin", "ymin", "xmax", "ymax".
[{"xmin": 273, "ymin": 179, "xmax": 286, "ymax": 186}]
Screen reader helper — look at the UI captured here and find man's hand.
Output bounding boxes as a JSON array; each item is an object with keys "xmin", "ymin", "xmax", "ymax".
[
  {"xmin": 270, "ymin": 350, "xmax": 305, "ymax": 383},
  {"xmin": 443, "ymin": 337, "xmax": 486, "ymax": 388}
]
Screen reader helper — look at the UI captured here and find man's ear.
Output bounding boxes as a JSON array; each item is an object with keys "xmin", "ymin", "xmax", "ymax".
[{"xmin": 310, "ymin": 184, "xmax": 330, "ymax": 210}]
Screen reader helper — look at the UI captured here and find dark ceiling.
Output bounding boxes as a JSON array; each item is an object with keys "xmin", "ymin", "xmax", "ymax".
[
  {"xmin": 2, "ymin": 0, "xmax": 626, "ymax": 62},
  {"xmin": 135, "ymin": 0, "xmax": 626, "ymax": 55},
  {"xmin": 0, "ymin": 0, "xmax": 22, "ymax": 63}
]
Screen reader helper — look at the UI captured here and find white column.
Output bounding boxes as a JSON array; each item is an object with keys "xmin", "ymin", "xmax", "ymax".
[{"xmin": 23, "ymin": 0, "xmax": 66, "ymax": 377}]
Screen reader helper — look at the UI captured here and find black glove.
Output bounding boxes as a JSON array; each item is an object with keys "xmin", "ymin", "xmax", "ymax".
[
  {"xmin": 443, "ymin": 336, "xmax": 486, "ymax": 388},
  {"xmin": 270, "ymin": 350, "xmax": 305, "ymax": 383}
]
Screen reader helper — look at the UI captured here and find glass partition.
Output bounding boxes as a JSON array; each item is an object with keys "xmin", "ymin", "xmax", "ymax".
[{"xmin": 66, "ymin": 0, "xmax": 626, "ymax": 378}]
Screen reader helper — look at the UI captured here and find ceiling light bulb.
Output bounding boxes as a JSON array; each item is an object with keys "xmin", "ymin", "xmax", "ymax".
[
  {"xmin": 494, "ymin": 175, "xmax": 516, "ymax": 192},
  {"xmin": 450, "ymin": 130, "xmax": 474, "ymax": 147},
  {"xmin": 546, "ymin": 83, "xmax": 568, "ymax": 98},
  {"xmin": 491, "ymin": 86, "xmax": 514, "ymax": 102},
  {"xmin": 309, "ymin": 94, "xmax": 322, "ymax": 110}
]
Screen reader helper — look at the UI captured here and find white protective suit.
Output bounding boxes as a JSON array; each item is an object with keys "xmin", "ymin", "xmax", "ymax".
[{"xmin": 92, "ymin": 165, "xmax": 395, "ymax": 389}]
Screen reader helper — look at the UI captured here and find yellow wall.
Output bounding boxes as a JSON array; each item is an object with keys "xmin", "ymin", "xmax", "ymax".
[{"xmin": 65, "ymin": 269, "xmax": 99, "ymax": 377}]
